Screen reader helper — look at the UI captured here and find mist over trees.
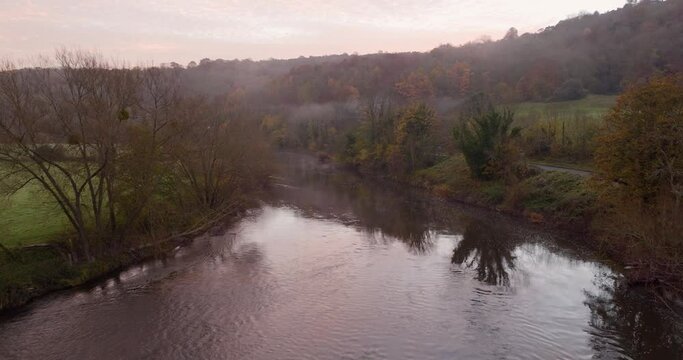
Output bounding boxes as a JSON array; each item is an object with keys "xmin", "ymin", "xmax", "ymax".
[
  {"xmin": 163, "ymin": 0, "xmax": 683, "ymax": 159},
  {"xmin": 178, "ymin": 0, "xmax": 682, "ymax": 106}
]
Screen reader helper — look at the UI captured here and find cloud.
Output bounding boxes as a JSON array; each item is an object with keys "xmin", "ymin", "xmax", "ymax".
[{"xmin": 0, "ymin": 0, "xmax": 625, "ymax": 63}]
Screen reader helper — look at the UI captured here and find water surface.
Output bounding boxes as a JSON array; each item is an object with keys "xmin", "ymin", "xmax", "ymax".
[{"xmin": 1, "ymin": 153, "xmax": 681, "ymax": 359}]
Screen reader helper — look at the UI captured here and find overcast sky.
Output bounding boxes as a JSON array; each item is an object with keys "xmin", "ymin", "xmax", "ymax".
[{"xmin": 1, "ymin": 0, "xmax": 625, "ymax": 65}]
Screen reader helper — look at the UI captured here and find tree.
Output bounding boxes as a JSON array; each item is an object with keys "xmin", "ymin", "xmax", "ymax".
[
  {"xmin": 594, "ymin": 76, "xmax": 683, "ymax": 256},
  {"xmin": 448, "ymin": 62, "xmax": 472, "ymax": 97},
  {"xmin": 115, "ymin": 66, "xmax": 184, "ymax": 243},
  {"xmin": 394, "ymin": 70, "xmax": 434, "ymax": 101},
  {"xmin": 503, "ymin": 27, "xmax": 519, "ymax": 41},
  {"xmin": 0, "ymin": 52, "xmax": 142, "ymax": 260},
  {"xmin": 172, "ymin": 96, "xmax": 271, "ymax": 211},
  {"xmin": 340, "ymin": 97, "xmax": 397, "ymax": 170},
  {"xmin": 454, "ymin": 95, "xmax": 522, "ymax": 180},
  {"xmin": 395, "ymin": 103, "xmax": 436, "ymax": 173}
]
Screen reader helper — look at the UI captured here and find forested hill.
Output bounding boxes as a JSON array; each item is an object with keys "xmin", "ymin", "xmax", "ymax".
[{"xmin": 181, "ymin": 0, "xmax": 683, "ymax": 104}]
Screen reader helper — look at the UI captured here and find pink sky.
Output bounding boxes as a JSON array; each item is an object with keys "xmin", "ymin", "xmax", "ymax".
[{"xmin": 1, "ymin": 0, "xmax": 625, "ymax": 65}]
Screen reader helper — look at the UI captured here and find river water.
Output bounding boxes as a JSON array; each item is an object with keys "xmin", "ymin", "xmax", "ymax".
[{"xmin": 0, "ymin": 153, "xmax": 681, "ymax": 359}]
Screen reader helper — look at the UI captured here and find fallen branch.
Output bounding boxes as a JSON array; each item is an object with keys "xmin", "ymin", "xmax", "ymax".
[{"xmin": 133, "ymin": 201, "xmax": 242, "ymax": 252}]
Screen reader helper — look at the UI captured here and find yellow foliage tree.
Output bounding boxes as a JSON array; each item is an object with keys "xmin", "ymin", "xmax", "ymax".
[{"xmin": 594, "ymin": 75, "xmax": 683, "ymax": 264}]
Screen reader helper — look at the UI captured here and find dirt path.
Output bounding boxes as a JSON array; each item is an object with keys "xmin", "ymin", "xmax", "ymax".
[{"xmin": 530, "ymin": 163, "xmax": 593, "ymax": 177}]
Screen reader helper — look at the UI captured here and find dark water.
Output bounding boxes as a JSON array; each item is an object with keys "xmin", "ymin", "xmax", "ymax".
[{"xmin": 1, "ymin": 154, "xmax": 681, "ymax": 360}]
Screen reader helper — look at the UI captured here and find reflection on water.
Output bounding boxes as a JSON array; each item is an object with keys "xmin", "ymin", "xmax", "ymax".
[
  {"xmin": 452, "ymin": 220, "xmax": 517, "ymax": 286},
  {"xmin": 0, "ymin": 152, "xmax": 681, "ymax": 360},
  {"xmin": 584, "ymin": 275, "xmax": 683, "ymax": 359},
  {"xmin": 271, "ymin": 157, "xmax": 439, "ymax": 255}
]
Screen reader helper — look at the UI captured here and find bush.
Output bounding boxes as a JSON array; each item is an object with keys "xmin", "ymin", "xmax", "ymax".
[
  {"xmin": 520, "ymin": 171, "xmax": 595, "ymax": 223},
  {"xmin": 454, "ymin": 99, "xmax": 522, "ymax": 181},
  {"xmin": 482, "ymin": 182, "xmax": 506, "ymax": 204},
  {"xmin": 415, "ymin": 155, "xmax": 477, "ymax": 191}
]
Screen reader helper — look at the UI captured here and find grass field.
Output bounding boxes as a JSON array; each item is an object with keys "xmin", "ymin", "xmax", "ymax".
[
  {"xmin": 0, "ymin": 182, "xmax": 70, "ymax": 248},
  {"xmin": 511, "ymin": 95, "xmax": 617, "ymax": 121},
  {"xmin": 508, "ymin": 95, "xmax": 618, "ymax": 164}
]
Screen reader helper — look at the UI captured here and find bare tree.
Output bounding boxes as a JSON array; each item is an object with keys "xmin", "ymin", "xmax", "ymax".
[
  {"xmin": 0, "ymin": 50, "xmax": 271, "ymax": 261},
  {"xmin": 0, "ymin": 51, "xmax": 167, "ymax": 260},
  {"xmin": 172, "ymin": 95, "xmax": 271, "ymax": 211}
]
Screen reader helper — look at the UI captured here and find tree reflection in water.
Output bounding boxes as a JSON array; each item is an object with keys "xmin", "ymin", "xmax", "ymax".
[
  {"xmin": 584, "ymin": 275, "xmax": 683, "ymax": 358},
  {"xmin": 451, "ymin": 220, "xmax": 517, "ymax": 286},
  {"xmin": 352, "ymin": 192, "xmax": 435, "ymax": 255}
]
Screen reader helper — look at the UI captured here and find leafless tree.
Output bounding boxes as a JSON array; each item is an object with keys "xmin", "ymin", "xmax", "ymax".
[{"xmin": 0, "ymin": 50, "xmax": 272, "ymax": 261}]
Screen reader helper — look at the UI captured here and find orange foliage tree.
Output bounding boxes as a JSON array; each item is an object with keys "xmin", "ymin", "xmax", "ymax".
[
  {"xmin": 594, "ymin": 75, "xmax": 683, "ymax": 267},
  {"xmin": 394, "ymin": 70, "xmax": 434, "ymax": 101}
]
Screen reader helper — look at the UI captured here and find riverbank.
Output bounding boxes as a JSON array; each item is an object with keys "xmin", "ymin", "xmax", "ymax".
[
  {"xmin": 412, "ymin": 155, "xmax": 596, "ymax": 231},
  {"xmin": 0, "ymin": 205, "xmax": 251, "ymax": 313},
  {"xmin": 341, "ymin": 154, "xmax": 595, "ymax": 232}
]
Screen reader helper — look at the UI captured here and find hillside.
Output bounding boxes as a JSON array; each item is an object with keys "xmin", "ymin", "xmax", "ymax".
[{"xmin": 181, "ymin": 0, "xmax": 683, "ymax": 105}]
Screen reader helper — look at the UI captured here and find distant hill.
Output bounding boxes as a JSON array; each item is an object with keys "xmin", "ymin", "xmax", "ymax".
[{"xmin": 182, "ymin": 0, "xmax": 683, "ymax": 105}]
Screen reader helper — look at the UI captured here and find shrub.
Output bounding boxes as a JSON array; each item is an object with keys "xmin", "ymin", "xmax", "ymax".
[
  {"xmin": 482, "ymin": 182, "xmax": 506, "ymax": 204},
  {"xmin": 454, "ymin": 98, "xmax": 522, "ymax": 181}
]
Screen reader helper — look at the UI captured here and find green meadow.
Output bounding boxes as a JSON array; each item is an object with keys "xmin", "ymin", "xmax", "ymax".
[
  {"xmin": 0, "ymin": 182, "xmax": 69, "ymax": 248},
  {"xmin": 511, "ymin": 95, "xmax": 617, "ymax": 121}
]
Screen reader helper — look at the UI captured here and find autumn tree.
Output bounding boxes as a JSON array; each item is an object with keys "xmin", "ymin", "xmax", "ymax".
[
  {"xmin": 394, "ymin": 70, "xmax": 434, "ymax": 101},
  {"xmin": 395, "ymin": 103, "xmax": 437, "ymax": 173},
  {"xmin": 342, "ymin": 97, "xmax": 397, "ymax": 169},
  {"xmin": 593, "ymin": 76, "xmax": 683, "ymax": 262},
  {"xmin": 448, "ymin": 62, "xmax": 472, "ymax": 97}
]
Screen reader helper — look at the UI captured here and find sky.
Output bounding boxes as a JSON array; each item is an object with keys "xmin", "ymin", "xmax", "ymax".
[{"xmin": 1, "ymin": 0, "xmax": 626, "ymax": 65}]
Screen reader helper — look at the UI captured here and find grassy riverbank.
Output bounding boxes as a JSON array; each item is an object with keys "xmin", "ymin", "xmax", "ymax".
[
  {"xmin": 413, "ymin": 155, "xmax": 596, "ymax": 229},
  {"xmin": 0, "ymin": 245, "xmax": 141, "ymax": 311},
  {"xmin": 0, "ymin": 205, "xmax": 250, "ymax": 312}
]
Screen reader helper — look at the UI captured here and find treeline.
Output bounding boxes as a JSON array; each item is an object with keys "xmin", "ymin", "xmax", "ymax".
[
  {"xmin": 0, "ymin": 51, "xmax": 271, "ymax": 262},
  {"xmin": 178, "ymin": 0, "xmax": 682, "ymax": 105}
]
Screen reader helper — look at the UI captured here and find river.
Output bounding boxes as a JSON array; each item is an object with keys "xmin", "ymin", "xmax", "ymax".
[{"xmin": 0, "ymin": 153, "xmax": 681, "ymax": 359}]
